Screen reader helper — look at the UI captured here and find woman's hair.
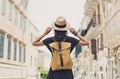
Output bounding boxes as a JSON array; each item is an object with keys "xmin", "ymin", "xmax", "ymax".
[{"xmin": 54, "ymin": 30, "xmax": 67, "ymax": 37}]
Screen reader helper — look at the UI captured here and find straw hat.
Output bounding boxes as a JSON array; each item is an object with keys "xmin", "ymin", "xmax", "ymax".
[{"xmin": 52, "ymin": 16, "xmax": 70, "ymax": 31}]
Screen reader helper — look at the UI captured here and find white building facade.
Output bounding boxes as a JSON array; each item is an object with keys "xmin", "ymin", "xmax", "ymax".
[{"xmin": 0, "ymin": 0, "xmax": 39, "ymax": 79}]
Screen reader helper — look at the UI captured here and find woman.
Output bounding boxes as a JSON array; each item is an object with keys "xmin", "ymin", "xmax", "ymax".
[{"xmin": 32, "ymin": 16, "xmax": 89, "ymax": 79}]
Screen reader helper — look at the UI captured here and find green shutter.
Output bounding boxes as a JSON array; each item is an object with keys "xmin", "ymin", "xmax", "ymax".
[
  {"xmin": 19, "ymin": 44, "xmax": 21, "ymax": 62},
  {"xmin": 14, "ymin": 41, "xmax": 17, "ymax": 60},
  {"xmin": 0, "ymin": 34, "xmax": 4, "ymax": 58},
  {"xmin": 7, "ymin": 38, "xmax": 11, "ymax": 59},
  {"xmin": 23, "ymin": 46, "xmax": 26, "ymax": 63},
  {"xmin": 75, "ymin": 45, "xmax": 81, "ymax": 57}
]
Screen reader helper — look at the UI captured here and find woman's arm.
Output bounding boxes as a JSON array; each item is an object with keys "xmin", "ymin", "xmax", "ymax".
[
  {"xmin": 68, "ymin": 27, "xmax": 90, "ymax": 46},
  {"xmin": 76, "ymin": 34, "xmax": 90, "ymax": 46},
  {"xmin": 32, "ymin": 27, "xmax": 52, "ymax": 46}
]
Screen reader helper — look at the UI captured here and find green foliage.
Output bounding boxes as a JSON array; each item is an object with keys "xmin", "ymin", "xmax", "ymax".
[{"xmin": 40, "ymin": 68, "xmax": 48, "ymax": 79}]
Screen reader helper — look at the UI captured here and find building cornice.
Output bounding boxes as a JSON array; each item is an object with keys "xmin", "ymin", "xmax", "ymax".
[{"xmin": 84, "ymin": 0, "xmax": 99, "ymax": 16}]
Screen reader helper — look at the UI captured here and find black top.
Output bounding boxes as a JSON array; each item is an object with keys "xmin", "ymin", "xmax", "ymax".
[
  {"xmin": 43, "ymin": 36, "xmax": 79, "ymax": 53},
  {"xmin": 42, "ymin": 36, "xmax": 79, "ymax": 79}
]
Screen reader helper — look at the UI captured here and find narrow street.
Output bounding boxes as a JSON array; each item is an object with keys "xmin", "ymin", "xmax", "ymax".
[{"xmin": 0, "ymin": 0, "xmax": 120, "ymax": 79}]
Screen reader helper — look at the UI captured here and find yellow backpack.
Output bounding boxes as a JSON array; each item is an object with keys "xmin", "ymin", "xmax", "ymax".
[{"xmin": 49, "ymin": 37, "xmax": 73, "ymax": 71}]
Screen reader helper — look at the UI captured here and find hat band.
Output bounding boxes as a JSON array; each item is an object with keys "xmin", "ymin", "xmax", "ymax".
[{"xmin": 55, "ymin": 23, "xmax": 66, "ymax": 28}]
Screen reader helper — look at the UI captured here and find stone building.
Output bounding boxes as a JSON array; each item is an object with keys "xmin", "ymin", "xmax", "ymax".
[
  {"xmin": 0, "ymin": 0, "xmax": 39, "ymax": 79},
  {"xmin": 74, "ymin": 0, "xmax": 120, "ymax": 79}
]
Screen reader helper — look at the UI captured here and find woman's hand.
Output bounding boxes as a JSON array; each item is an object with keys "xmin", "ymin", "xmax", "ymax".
[
  {"xmin": 32, "ymin": 26, "xmax": 52, "ymax": 46},
  {"xmin": 68, "ymin": 27, "xmax": 78, "ymax": 36}
]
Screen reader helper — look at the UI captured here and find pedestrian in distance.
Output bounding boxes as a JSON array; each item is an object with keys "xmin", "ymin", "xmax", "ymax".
[{"xmin": 32, "ymin": 16, "xmax": 90, "ymax": 79}]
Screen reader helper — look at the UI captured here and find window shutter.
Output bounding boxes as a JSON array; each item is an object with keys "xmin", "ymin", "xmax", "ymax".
[
  {"xmin": 14, "ymin": 41, "xmax": 17, "ymax": 60},
  {"xmin": 100, "ymin": 33, "xmax": 104, "ymax": 50},
  {"xmin": 0, "ymin": 34, "xmax": 4, "ymax": 58},
  {"xmin": 7, "ymin": 38, "xmax": 11, "ymax": 59},
  {"xmin": 91, "ymin": 39, "xmax": 97, "ymax": 59},
  {"xmin": 75, "ymin": 45, "xmax": 81, "ymax": 57},
  {"xmin": 97, "ymin": 38, "xmax": 99, "ymax": 53}
]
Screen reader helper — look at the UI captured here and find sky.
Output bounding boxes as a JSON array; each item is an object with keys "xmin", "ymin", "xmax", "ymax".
[
  {"xmin": 28, "ymin": 0, "xmax": 86, "ymax": 53},
  {"xmin": 28, "ymin": 0, "xmax": 86, "ymax": 33}
]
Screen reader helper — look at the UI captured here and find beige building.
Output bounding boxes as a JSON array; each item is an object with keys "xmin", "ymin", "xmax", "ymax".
[
  {"xmin": 75, "ymin": 0, "xmax": 120, "ymax": 79},
  {"xmin": 26, "ymin": 20, "xmax": 39, "ymax": 79},
  {"xmin": 38, "ymin": 51, "xmax": 51, "ymax": 70},
  {"xmin": 0, "ymin": 0, "xmax": 39, "ymax": 79}
]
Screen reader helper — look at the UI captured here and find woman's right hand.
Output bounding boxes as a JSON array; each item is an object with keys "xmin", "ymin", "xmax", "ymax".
[{"xmin": 68, "ymin": 27, "xmax": 78, "ymax": 36}]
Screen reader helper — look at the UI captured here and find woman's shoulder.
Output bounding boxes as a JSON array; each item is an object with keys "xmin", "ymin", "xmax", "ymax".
[
  {"xmin": 44, "ymin": 37, "xmax": 53, "ymax": 40},
  {"xmin": 66, "ymin": 36, "xmax": 79, "ymax": 41},
  {"xmin": 42, "ymin": 37, "xmax": 54, "ymax": 44}
]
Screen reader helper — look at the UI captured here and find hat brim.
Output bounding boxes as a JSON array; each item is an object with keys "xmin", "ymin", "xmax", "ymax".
[{"xmin": 51, "ymin": 22, "xmax": 70, "ymax": 31}]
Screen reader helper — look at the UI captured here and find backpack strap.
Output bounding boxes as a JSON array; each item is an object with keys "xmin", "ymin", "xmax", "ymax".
[
  {"xmin": 52, "ymin": 37, "xmax": 68, "ymax": 42},
  {"xmin": 62, "ymin": 37, "xmax": 67, "ymax": 42},
  {"xmin": 52, "ymin": 37, "xmax": 57, "ymax": 42}
]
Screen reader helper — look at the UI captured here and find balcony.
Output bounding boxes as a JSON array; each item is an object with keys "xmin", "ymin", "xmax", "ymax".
[
  {"xmin": 85, "ymin": 15, "xmax": 103, "ymax": 40},
  {"xmin": 86, "ymin": 24, "xmax": 104, "ymax": 39}
]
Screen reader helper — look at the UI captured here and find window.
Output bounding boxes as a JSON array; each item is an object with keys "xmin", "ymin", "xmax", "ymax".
[
  {"xmin": 21, "ymin": 0, "xmax": 24, "ymax": 6},
  {"xmin": 9, "ymin": 1, "xmax": 13, "ymax": 21},
  {"xmin": 0, "ymin": 33, "xmax": 4, "ymax": 58},
  {"xmin": 14, "ymin": 7, "xmax": 18, "ymax": 26},
  {"xmin": 1, "ymin": 0, "xmax": 6, "ymax": 15},
  {"xmin": 100, "ymin": 66, "xmax": 103, "ymax": 71},
  {"xmin": 100, "ymin": 33, "xmax": 104, "ymax": 50},
  {"xmin": 93, "ymin": 11, "xmax": 96, "ymax": 26},
  {"xmin": 102, "ymin": 1, "xmax": 105, "ymax": 12},
  {"xmin": 101, "ymin": 74, "xmax": 103, "ymax": 79},
  {"xmin": 14, "ymin": 41, "xmax": 17, "ymax": 61},
  {"xmin": 25, "ymin": 1, "xmax": 28, "ymax": 9},
  {"xmin": 98, "ymin": 4, "xmax": 101, "ymax": 24},
  {"xmin": 23, "ymin": 18, "xmax": 26, "ymax": 32},
  {"xmin": 7, "ymin": 37, "xmax": 11, "ymax": 59},
  {"xmin": 35, "ymin": 57, "xmax": 37, "ymax": 66},
  {"xmin": 31, "ymin": 33, "xmax": 33, "ymax": 43},
  {"xmin": 19, "ymin": 43, "xmax": 21, "ymax": 62},
  {"xmin": 23, "ymin": 46, "xmax": 26, "ymax": 63},
  {"xmin": 20, "ymin": 14, "xmax": 23, "ymax": 29},
  {"xmin": 75, "ymin": 45, "xmax": 81, "ymax": 57},
  {"xmin": 91, "ymin": 39, "xmax": 97, "ymax": 59},
  {"xmin": 119, "ymin": 60, "xmax": 120, "ymax": 76},
  {"xmin": 97, "ymin": 38, "xmax": 99, "ymax": 53},
  {"xmin": 21, "ymin": 0, "xmax": 27, "ymax": 9},
  {"xmin": 30, "ymin": 56, "xmax": 32, "ymax": 66}
]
